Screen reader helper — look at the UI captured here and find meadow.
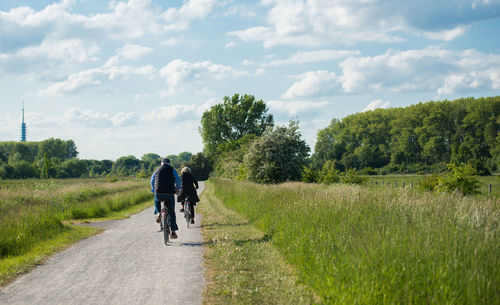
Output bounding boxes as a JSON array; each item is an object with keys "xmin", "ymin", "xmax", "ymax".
[
  {"xmin": 0, "ymin": 178, "xmax": 151, "ymax": 285},
  {"xmin": 367, "ymin": 175, "xmax": 500, "ymax": 197},
  {"xmin": 210, "ymin": 178, "xmax": 499, "ymax": 304}
]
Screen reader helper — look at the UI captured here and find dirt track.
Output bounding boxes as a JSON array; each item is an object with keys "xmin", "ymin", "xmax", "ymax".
[{"xmin": 0, "ymin": 182, "xmax": 205, "ymax": 305}]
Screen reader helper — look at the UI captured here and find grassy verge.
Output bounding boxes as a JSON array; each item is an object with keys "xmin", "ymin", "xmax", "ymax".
[
  {"xmin": 210, "ymin": 178, "xmax": 499, "ymax": 305},
  {"xmin": 0, "ymin": 178, "xmax": 153, "ymax": 287},
  {"xmin": 0, "ymin": 226, "xmax": 100, "ymax": 287},
  {"xmin": 199, "ymin": 180, "xmax": 316, "ymax": 305}
]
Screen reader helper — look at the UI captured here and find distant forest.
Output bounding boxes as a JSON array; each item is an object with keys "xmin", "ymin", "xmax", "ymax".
[
  {"xmin": 1, "ymin": 96, "xmax": 499, "ymax": 180},
  {"xmin": 312, "ymin": 96, "xmax": 500, "ymax": 174},
  {"xmin": 0, "ymin": 138, "xmax": 211, "ymax": 180}
]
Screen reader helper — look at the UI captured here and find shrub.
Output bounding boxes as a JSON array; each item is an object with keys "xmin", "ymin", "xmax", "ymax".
[
  {"xmin": 436, "ymin": 163, "xmax": 480, "ymax": 195},
  {"xmin": 318, "ymin": 160, "xmax": 340, "ymax": 184},
  {"xmin": 359, "ymin": 167, "xmax": 377, "ymax": 175},
  {"xmin": 340, "ymin": 169, "xmax": 368, "ymax": 185},
  {"xmin": 244, "ymin": 121, "xmax": 309, "ymax": 183},
  {"xmin": 301, "ymin": 166, "xmax": 318, "ymax": 183},
  {"xmin": 418, "ymin": 174, "xmax": 439, "ymax": 192}
]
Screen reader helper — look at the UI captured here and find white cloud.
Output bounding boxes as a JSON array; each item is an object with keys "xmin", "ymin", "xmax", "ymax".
[
  {"xmin": 279, "ymin": 47, "xmax": 500, "ymax": 98},
  {"xmin": 161, "ymin": 37, "xmax": 184, "ymax": 46},
  {"xmin": 282, "ymin": 70, "xmax": 339, "ymax": 99},
  {"xmin": 142, "ymin": 104, "xmax": 199, "ymax": 121},
  {"xmin": 225, "ymin": 42, "xmax": 236, "ymax": 48},
  {"xmin": 16, "ymin": 38, "xmax": 100, "ymax": 64},
  {"xmin": 104, "ymin": 43, "xmax": 153, "ymax": 66},
  {"xmin": 267, "ymin": 100, "xmax": 335, "ymax": 117},
  {"xmin": 363, "ymin": 99, "xmax": 391, "ymax": 112},
  {"xmin": 255, "ymin": 68, "xmax": 266, "ymax": 76},
  {"xmin": 110, "ymin": 112, "xmax": 139, "ymax": 127},
  {"xmin": 159, "ymin": 59, "xmax": 248, "ymax": 95},
  {"xmin": 0, "ymin": 0, "xmax": 216, "ymax": 51},
  {"xmin": 223, "ymin": 4, "xmax": 257, "ymax": 17},
  {"xmin": 62, "ymin": 108, "xmax": 112, "ymax": 127},
  {"xmin": 162, "ymin": 0, "xmax": 216, "ymax": 31},
  {"xmin": 268, "ymin": 49, "xmax": 361, "ymax": 66},
  {"xmin": 229, "ymin": 0, "xmax": 500, "ymax": 47},
  {"xmin": 422, "ymin": 26, "xmax": 469, "ymax": 41},
  {"xmin": 39, "ymin": 64, "xmax": 156, "ymax": 96},
  {"xmin": 339, "ymin": 48, "xmax": 500, "ymax": 95},
  {"xmin": 195, "ymin": 87, "xmax": 216, "ymax": 96}
]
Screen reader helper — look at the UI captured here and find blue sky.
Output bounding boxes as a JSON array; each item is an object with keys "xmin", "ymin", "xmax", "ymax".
[{"xmin": 1, "ymin": 0, "xmax": 499, "ymax": 160}]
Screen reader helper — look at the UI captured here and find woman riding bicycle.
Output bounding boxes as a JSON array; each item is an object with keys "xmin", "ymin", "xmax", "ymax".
[{"xmin": 178, "ymin": 167, "xmax": 199, "ymax": 224}]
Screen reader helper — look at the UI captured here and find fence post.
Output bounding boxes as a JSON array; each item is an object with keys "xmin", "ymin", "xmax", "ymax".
[
  {"xmin": 410, "ymin": 182, "xmax": 413, "ymax": 189},
  {"xmin": 402, "ymin": 182, "xmax": 406, "ymax": 188},
  {"xmin": 489, "ymin": 184, "xmax": 492, "ymax": 194}
]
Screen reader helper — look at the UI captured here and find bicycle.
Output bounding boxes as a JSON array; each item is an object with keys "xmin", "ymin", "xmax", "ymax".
[
  {"xmin": 184, "ymin": 199, "xmax": 193, "ymax": 228},
  {"xmin": 159, "ymin": 201, "xmax": 171, "ymax": 245}
]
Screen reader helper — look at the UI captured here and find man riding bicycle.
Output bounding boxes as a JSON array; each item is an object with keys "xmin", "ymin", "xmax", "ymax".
[{"xmin": 150, "ymin": 158, "xmax": 181, "ymax": 239}]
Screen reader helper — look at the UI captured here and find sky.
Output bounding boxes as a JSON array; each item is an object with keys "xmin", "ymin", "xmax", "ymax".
[{"xmin": 1, "ymin": 0, "xmax": 499, "ymax": 160}]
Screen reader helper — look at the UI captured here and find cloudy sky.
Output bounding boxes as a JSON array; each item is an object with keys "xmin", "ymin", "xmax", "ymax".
[{"xmin": 1, "ymin": 0, "xmax": 499, "ymax": 160}]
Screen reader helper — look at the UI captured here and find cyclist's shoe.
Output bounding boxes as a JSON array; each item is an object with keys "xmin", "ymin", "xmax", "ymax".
[
  {"xmin": 190, "ymin": 219, "xmax": 195, "ymax": 224},
  {"xmin": 171, "ymin": 231, "xmax": 178, "ymax": 239},
  {"xmin": 179, "ymin": 208, "xmax": 184, "ymax": 213},
  {"xmin": 155, "ymin": 215, "xmax": 161, "ymax": 223}
]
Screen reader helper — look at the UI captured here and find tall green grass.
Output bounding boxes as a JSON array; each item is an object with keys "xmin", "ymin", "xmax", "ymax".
[
  {"xmin": 210, "ymin": 178, "xmax": 499, "ymax": 304},
  {"xmin": 0, "ymin": 179, "xmax": 150, "ymax": 258}
]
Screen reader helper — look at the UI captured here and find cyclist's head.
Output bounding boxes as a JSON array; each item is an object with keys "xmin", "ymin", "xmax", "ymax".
[
  {"xmin": 181, "ymin": 167, "xmax": 191, "ymax": 174},
  {"xmin": 161, "ymin": 158, "xmax": 170, "ymax": 165}
]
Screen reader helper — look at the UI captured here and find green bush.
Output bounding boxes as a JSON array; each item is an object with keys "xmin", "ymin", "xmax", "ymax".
[
  {"xmin": 418, "ymin": 164, "xmax": 480, "ymax": 195},
  {"xmin": 436, "ymin": 163, "xmax": 480, "ymax": 195},
  {"xmin": 340, "ymin": 169, "xmax": 368, "ymax": 185},
  {"xmin": 318, "ymin": 160, "xmax": 340, "ymax": 184},
  {"xmin": 418, "ymin": 174, "xmax": 440, "ymax": 192},
  {"xmin": 301, "ymin": 166, "xmax": 318, "ymax": 183}
]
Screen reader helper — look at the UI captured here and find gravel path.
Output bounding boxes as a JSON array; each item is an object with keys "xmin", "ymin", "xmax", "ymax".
[{"xmin": 0, "ymin": 182, "xmax": 205, "ymax": 305}]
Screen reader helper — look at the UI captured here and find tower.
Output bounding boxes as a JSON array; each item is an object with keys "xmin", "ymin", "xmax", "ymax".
[{"xmin": 21, "ymin": 102, "xmax": 26, "ymax": 142}]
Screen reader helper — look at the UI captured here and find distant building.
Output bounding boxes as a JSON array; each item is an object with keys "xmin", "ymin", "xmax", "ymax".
[{"xmin": 21, "ymin": 102, "xmax": 26, "ymax": 142}]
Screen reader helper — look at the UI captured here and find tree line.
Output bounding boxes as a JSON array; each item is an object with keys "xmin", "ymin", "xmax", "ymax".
[
  {"xmin": 200, "ymin": 94, "xmax": 499, "ymax": 185},
  {"xmin": 2, "ymin": 95, "xmax": 498, "ymax": 183},
  {"xmin": 0, "ymin": 138, "xmax": 211, "ymax": 180},
  {"xmin": 311, "ymin": 96, "xmax": 500, "ymax": 175}
]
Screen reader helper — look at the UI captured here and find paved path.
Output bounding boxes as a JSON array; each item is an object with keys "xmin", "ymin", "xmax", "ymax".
[{"xmin": 0, "ymin": 182, "xmax": 205, "ymax": 305}]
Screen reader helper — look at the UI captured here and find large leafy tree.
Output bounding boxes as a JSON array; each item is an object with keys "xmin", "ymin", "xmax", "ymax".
[
  {"xmin": 37, "ymin": 138, "xmax": 78, "ymax": 162},
  {"xmin": 200, "ymin": 94, "xmax": 274, "ymax": 157},
  {"xmin": 244, "ymin": 121, "xmax": 310, "ymax": 183}
]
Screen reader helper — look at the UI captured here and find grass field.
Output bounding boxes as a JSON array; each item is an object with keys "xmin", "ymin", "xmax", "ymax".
[
  {"xmin": 210, "ymin": 178, "xmax": 499, "ymax": 304},
  {"xmin": 367, "ymin": 175, "xmax": 500, "ymax": 197},
  {"xmin": 199, "ymin": 180, "xmax": 316, "ymax": 305},
  {"xmin": 0, "ymin": 178, "xmax": 151, "ymax": 286}
]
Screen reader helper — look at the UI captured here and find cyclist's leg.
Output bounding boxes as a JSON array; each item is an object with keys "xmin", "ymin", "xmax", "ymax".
[
  {"xmin": 165, "ymin": 194, "xmax": 178, "ymax": 231},
  {"xmin": 154, "ymin": 193, "xmax": 161, "ymax": 215}
]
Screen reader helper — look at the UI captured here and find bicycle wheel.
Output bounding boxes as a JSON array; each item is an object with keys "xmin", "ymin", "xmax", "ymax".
[
  {"xmin": 162, "ymin": 208, "xmax": 169, "ymax": 245},
  {"xmin": 184, "ymin": 201, "xmax": 191, "ymax": 228}
]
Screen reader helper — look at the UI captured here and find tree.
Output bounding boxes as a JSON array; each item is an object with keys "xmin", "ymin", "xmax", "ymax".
[
  {"xmin": 141, "ymin": 153, "xmax": 161, "ymax": 171},
  {"xmin": 37, "ymin": 138, "xmax": 78, "ymax": 162},
  {"xmin": 183, "ymin": 153, "xmax": 213, "ymax": 180},
  {"xmin": 112, "ymin": 155, "xmax": 140, "ymax": 176},
  {"xmin": 244, "ymin": 121, "xmax": 310, "ymax": 183},
  {"xmin": 59, "ymin": 158, "xmax": 89, "ymax": 178},
  {"xmin": 200, "ymin": 94, "xmax": 274, "ymax": 157}
]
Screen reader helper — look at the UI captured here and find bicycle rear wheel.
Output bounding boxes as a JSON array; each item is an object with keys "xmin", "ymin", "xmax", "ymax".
[
  {"xmin": 162, "ymin": 208, "xmax": 170, "ymax": 245},
  {"xmin": 185, "ymin": 201, "xmax": 191, "ymax": 228}
]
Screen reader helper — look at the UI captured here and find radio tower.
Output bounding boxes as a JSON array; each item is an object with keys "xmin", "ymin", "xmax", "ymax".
[{"xmin": 21, "ymin": 102, "xmax": 27, "ymax": 142}]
